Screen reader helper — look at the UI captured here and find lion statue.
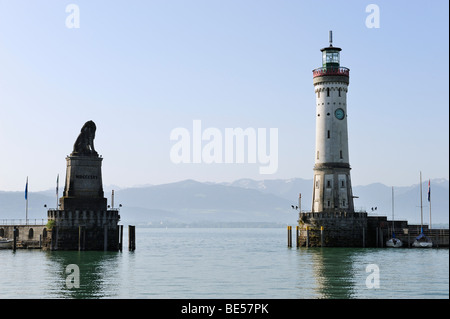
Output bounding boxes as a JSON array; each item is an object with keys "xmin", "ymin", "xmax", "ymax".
[{"xmin": 72, "ymin": 120, "xmax": 98, "ymax": 156}]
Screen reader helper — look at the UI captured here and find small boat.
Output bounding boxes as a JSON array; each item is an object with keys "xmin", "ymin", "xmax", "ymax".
[
  {"xmin": 0, "ymin": 238, "xmax": 13, "ymax": 249},
  {"xmin": 412, "ymin": 233, "xmax": 433, "ymax": 248},
  {"xmin": 386, "ymin": 236, "xmax": 403, "ymax": 248},
  {"xmin": 412, "ymin": 172, "xmax": 433, "ymax": 248},
  {"xmin": 386, "ymin": 187, "xmax": 403, "ymax": 248}
]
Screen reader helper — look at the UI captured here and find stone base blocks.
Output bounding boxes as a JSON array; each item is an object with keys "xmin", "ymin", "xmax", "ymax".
[
  {"xmin": 298, "ymin": 211, "xmax": 368, "ymax": 247},
  {"xmin": 43, "ymin": 209, "xmax": 120, "ymax": 251}
]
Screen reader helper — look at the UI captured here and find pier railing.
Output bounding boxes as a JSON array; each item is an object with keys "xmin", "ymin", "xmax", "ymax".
[{"xmin": 0, "ymin": 219, "xmax": 48, "ymax": 226}]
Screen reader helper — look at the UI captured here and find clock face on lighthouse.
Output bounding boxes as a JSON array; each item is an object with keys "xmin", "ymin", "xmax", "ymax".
[{"xmin": 335, "ymin": 108, "xmax": 345, "ymax": 120}]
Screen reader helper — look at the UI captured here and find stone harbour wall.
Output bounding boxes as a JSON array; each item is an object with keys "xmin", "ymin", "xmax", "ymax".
[
  {"xmin": 43, "ymin": 224, "xmax": 119, "ymax": 251},
  {"xmin": 297, "ymin": 212, "xmax": 449, "ymax": 247},
  {"xmin": 42, "ymin": 209, "xmax": 120, "ymax": 251},
  {"xmin": 298, "ymin": 212, "xmax": 368, "ymax": 247}
]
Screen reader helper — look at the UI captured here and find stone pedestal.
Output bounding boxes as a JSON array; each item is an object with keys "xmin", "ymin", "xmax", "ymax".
[{"xmin": 60, "ymin": 155, "xmax": 107, "ymax": 211}]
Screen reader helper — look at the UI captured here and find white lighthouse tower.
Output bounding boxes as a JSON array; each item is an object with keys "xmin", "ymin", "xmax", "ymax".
[{"xmin": 311, "ymin": 31, "xmax": 354, "ymax": 214}]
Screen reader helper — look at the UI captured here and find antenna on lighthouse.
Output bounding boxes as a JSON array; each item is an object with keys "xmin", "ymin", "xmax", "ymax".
[{"xmin": 329, "ymin": 30, "xmax": 333, "ymax": 46}]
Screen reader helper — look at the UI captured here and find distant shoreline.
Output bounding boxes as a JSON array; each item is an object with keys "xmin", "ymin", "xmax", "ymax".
[{"xmin": 129, "ymin": 221, "xmax": 289, "ymax": 228}]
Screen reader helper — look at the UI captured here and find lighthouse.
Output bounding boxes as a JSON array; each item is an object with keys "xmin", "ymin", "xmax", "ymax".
[
  {"xmin": 311, "ymin": 31, "xmax": 354, "ymax": 214},
  {"xmin": 297, "ymin": 31, "xmax": 368, "ymax": 247}
]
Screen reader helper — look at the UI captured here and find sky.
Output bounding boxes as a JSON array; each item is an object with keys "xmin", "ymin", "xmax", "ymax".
[{"xmin": 0, "ymin": 0, "xmax": 448, "ymax": 191}]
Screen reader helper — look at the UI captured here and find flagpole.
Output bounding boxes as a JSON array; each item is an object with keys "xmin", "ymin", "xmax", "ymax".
[
  {"xmin": 420, "ymin": 171, "xmax": 423, "ymax": 234},
  {"xmin": 429, "ymin": 196, "xmax": 431, "ymax": 230},
  {"xmin": 56, "ymin": 174, "xmax": 59, "ymax": 210},
  {"xmin": 25, "ymin": 176, "xmax": 28, "ymax": 225}
]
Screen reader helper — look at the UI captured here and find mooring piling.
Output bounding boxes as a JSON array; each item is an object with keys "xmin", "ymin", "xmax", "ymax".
[
  {"xmin": 118, "ymin": 225, "xmax": 123, "ymax": 251},
  {"xmin": 13, "ymin": 226, "xmax": 17, "ymax": 251},
  {"xmin": 128, "ymin": 225, "xmax": 136, "ymax": 251},
  {"xmin": 78, "ymin": 226, "xmax": 84, "ymax": 251},
  {"xmin": 287, "ymin": 226, "xmax": 292, "ymax": 247},
  {"xmin": 103, "ymin": 225, "xmax": 108, "ymax": 251},
  {"xmin": 320, "ymin": 226, "xmax": 324, "ymax": 247},
  {"xmin": 306, "ymin": 226, "xmax": 309, "ymax": 247},
  {"xmin": 362, "ymin": 227, "xmax": 365, "ymax": 248}
]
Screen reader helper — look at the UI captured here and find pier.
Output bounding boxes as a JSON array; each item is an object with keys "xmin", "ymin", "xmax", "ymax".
[
  {"xmin": 0, "ymin": 221, "xmax": 48, "ymax": 249},
  {"xmin": 0, "ymin": 220, "xmax": 133, "ymax": 251},
  {"xmin": 290, "ymin": 213, "xmax": 449, "ymax": 248}
]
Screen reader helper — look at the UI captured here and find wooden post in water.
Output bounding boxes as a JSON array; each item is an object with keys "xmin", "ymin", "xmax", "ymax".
[
  {"xmin": 120, "ymin": 225, "xmax": 124, "ymax": 251},
  {"xmin": 128, "ymin": 225, "xmax": 136, "ymax": 251},
  {"xmin": 320, "ymin": 226, "xmax": 324, "ymax": 247},
  {"xmin": 296, "ymin": 226, "xmax": 300, "ymax": 247},
  {"xmin": 376, "ymin": 227, "xmax": 379, "ymax": 248},
  {"xmin": 118, "ymin": 225, "xmax": 123, "ymax": 251},
  {"xmin": 13, "ymin": 227, "xmax": 17, "ymax": 251},
  {"xmin": 379, "ymin": 228, "xmax": 384, "ymax": 248},
  {"xmin": 287, "ymin": 226, "xmax": 292, "ymax": 247},
  {"xmin": 362, "ymin": 227, "xmax": 365, "ymax": 248},
  {"xmin": 104, "ymin": 225, "xmax": 108, "ymax": 251},
  {"xmin": 54, "ymin": 226, "xmax": 58, "ymax": 250},
  {"xmin": 306, "ymin": 226, "xmax": 309, "ymax": 247},
  {"xmin": 78, "ymin": 226, "xmax": 82, "ymax": 251}
]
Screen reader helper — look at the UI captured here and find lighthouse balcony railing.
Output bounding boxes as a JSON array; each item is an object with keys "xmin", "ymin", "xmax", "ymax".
[
  {"xmin": 313, "ymin": 66, "xmax": 349, "ymax": 78},
  {"xmin": 299, "ymin": 211, "xmax": 367, "ymax": 219}
]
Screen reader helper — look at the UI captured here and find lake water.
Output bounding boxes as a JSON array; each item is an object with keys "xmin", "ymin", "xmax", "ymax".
[{"xmin": 0, "ymin": 227, "xmax": 448, "ymax": 299}]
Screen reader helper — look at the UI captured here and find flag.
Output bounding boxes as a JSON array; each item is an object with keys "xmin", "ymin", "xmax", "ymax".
[
  {"xmin": 427, "ymin": 179, "xmax": 431, "ymax": 202},
  {"xmin": 25, "ymin": 177, "xmax": 28, "ymax": 200}
]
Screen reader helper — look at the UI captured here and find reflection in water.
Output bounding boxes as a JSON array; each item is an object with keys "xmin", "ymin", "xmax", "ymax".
[
  {"xmin": 303, "ymin": 248, "xmax": 366, "ymax": 299},
  {"xmin": 45, "ymin": 251, "xmax": 122, "ymax": 299}
]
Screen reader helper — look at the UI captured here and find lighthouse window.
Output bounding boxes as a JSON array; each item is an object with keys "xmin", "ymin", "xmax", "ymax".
[
  {"xmin": 318, "ymin": 91, "xmax": 320, "ymax": 98},
  {"xmin": 340, "ymin": 150, "xmax": 343, "ymax": 159},
  {"xmin": 343, "ymin": 200, "xmax": 346, "ymax": 206},
  {"xmin": 327, "ymin": 130, "xmax": 330, "ymax": 138},
  {"xmin": 327, "ymin": 201, "xmax": 331, "ymax": 207},
  {"xmin": 327, "ymin": 88, "xmax": 330, "ymax": 97},
  {"xmin": 326, "ymin": 180, "xmax": 331, "ymax": 188},
  {"xmin": 341, "ymin": 180, "xmax": 345, "ymax": 187},
  {"xmin": 338, "ymin": 88, "xmax": 341, "ymax": 97}
]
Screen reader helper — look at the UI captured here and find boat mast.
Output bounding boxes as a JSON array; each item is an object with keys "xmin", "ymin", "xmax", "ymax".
[
  {"xmin": 25, "ymin": 176, "xmax": 29, "ymax": 225},
  {"xmin": 420, "ymin": 171, "xmax": 423, "ymax": 233},
  {"xmin": 428, "ymin": 179, "xmax": 432, "ymax": 230},
  {"xmin": 392, "ymin": 186, "xmax": 394, "ymax": 235}
]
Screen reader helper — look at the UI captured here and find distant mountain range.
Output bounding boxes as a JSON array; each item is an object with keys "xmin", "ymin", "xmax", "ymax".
[{"xmin": 1, "ymin": 178, "xmax": 448, "ymax": 227}]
